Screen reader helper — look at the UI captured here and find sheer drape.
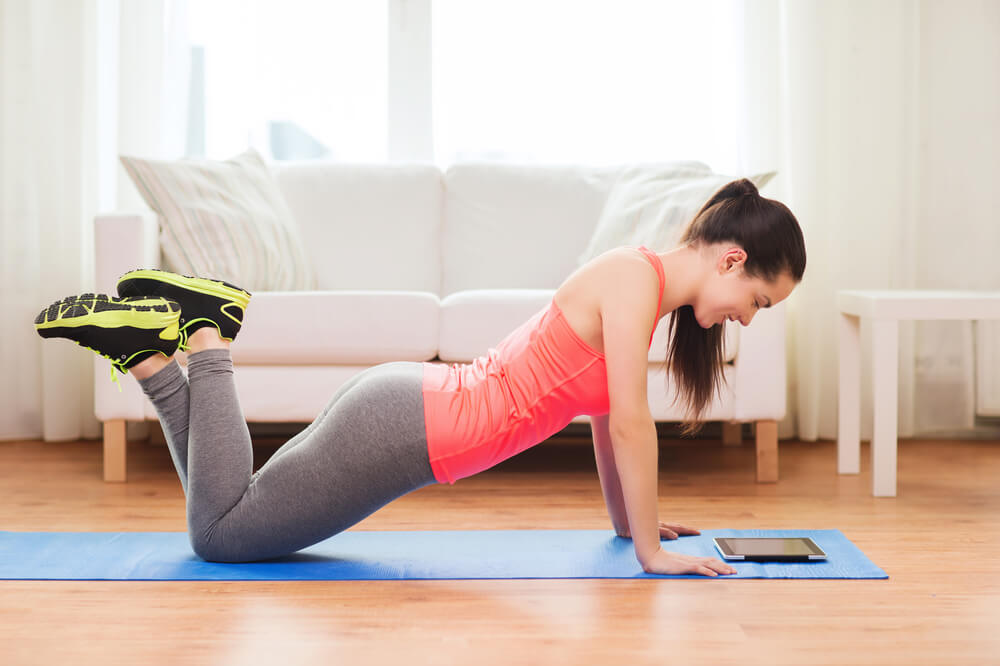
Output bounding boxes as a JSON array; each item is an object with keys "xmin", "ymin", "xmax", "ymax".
[
  {"xmin": 740, "ymin": 0, "xmax": 1000, "ymax": 441},
  {"xmin": 4, "ymin": 0, "xmax": 995, "ymax": 443},
  {"xmin": 0, "ymin": 0, "xmax": 187, "ymax": 441}
]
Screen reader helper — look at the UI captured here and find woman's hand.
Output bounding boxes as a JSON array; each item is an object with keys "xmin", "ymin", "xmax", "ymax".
[
  {"xmin": 616, "ymin": 521, "xmax": 701, "ymax": 540},
  {"xmin": 641, "ymin": 547, "xmax": 737, "ymax": 577}
]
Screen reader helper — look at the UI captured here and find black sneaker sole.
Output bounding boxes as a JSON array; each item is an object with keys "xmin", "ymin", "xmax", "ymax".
[{"xmin": 34, "ymin": 294, "xmax": 181, "ymax": 369}]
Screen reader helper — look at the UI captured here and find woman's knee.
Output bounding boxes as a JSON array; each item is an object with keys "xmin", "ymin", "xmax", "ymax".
[
  {"xmin": 188, "ymin": 526, "xmax": 251, "ymax": 563},
  {"xmin": 189, "ymin": 530, "xmax": 229, "ymax": 562}
]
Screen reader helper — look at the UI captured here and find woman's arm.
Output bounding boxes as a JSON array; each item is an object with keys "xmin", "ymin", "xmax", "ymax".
[
  {"xmin": 607, "ymin": 416, "xmax": 662, "ymax": 566},
  {"xmin": 590, "ymin": 413, "xmax": 630, "ymax": 536},
  {"xmin": 598, "ymin": 256, "xmax": 666, "ymax": 568}
]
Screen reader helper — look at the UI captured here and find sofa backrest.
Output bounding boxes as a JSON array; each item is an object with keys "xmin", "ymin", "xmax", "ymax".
[
  {"xmin": 440, "ymin": 163, "xmax": 621, "ymax": 296},
  {"xmin": 272, "ymin": 161, "xmax": 709, "ymax": 296},
  {"xmin": 273, "ymin": 163, "xmax": 443, "ymax": 293}
]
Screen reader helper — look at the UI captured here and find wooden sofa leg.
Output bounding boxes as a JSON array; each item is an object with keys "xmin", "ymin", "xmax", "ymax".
[
  {"xmin": 755, "ymin": 419, "xmax": 778, "ymax": 483},
  {"xmin": 722, "ymin": 421, "xmax": 742, "ymax": 446},
  {"xmin": 103, "ymin": 419, "xmax": 127, "ymax": 483}
]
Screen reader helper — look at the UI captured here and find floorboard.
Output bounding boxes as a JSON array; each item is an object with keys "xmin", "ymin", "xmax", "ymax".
[{"xmin": 0, "ymin": 435, "xmax": 997, "ymax": 665}]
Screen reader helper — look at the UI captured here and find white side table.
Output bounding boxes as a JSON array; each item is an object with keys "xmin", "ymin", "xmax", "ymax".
[{"xmin": 837, "ymin": 290, "xmax": 1000, "ymax": 497}]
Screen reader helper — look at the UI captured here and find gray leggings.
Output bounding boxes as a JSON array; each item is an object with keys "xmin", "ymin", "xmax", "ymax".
[{"xmin": 138, "ymin": 349, "xmax": 437, "ymax": 562}]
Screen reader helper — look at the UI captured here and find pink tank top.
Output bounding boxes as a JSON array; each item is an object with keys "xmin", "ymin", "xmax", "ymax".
[{"xmin": 422, "ymin": 246, "xmax": 665, "ymax": 485}]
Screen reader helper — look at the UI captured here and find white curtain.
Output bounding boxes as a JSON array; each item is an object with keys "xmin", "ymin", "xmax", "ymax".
[
  {"xmin": 740, "ymin": 0, "xmax": 1000, "ymax": 441},
  {"xmin": 0, "ymin": 0, "xmax": 188, "ymax": 442},
  {"xmin": 4, "ymin": 0, "xmax": 995, "ymax": 444}
]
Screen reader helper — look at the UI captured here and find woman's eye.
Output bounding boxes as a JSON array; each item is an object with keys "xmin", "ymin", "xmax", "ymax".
[{"xmin": 753, "ymin": 301, "xmax": 759, "ymax": 310}]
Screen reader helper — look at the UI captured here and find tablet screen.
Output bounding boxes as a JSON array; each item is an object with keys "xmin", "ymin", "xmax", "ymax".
[{"xmin": 715, "ymin": 537, "xmax": 825, "ymax": 558}]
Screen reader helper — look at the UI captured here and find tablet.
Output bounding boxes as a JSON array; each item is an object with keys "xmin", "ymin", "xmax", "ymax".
[{"xmin": 713, "ymin": 537, "xmax": 826, "ymax": 562}]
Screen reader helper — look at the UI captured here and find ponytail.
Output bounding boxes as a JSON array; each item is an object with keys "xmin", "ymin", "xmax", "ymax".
[{"xmin": 665, "ymin": 178, "xmax": 804, "ymax": 435}]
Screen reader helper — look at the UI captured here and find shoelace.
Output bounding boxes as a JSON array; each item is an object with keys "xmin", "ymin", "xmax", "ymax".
[
  {"xmin": 109, "ymin": 363, "xmax": 126, "ymax": 391},
  {"xmin": 77, "ymin": 343, "xmax": 128, "ymax": 392},
  {"xmin": 84, "ymin": 342, "xmax": 186, "ymax": 391}
]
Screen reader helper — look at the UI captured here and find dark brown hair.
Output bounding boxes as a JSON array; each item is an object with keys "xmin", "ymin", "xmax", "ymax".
[{"xmin": 665, "ymin": 178, "xmax": 806, "ymax": 435}]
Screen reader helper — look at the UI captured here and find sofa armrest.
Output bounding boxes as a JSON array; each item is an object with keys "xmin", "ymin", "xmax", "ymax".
[
  {"xmin": 93, "ymin": 212, "xmax": 160, "ymax": 425},
  {"xmin": 731, "ymin": 300, "xmax": 788, "ymax": 421},
  {"xmin": 95, "ymin": 212, "xmax": 160, "ymax": 293}
]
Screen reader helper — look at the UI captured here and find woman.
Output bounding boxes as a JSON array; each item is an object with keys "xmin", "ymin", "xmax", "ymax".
[{"xmin": 34, "ymin": 178, "xmax": 805, "ymax": 576}]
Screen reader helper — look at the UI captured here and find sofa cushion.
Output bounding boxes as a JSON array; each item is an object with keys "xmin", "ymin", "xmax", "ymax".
[
  {"xmin": 578, "ymin": 164, "xmax": 776, "ymax": 265},
  {"xmin": 437, "ymin": 290, "xmax": 555, "ymax": 362},
  {"xmin": 438, "ymin": 289, "xmax": 738, "ymax": 363},
  {"xmin": 272, "ymin": 163, "xmax": 443, "ymax": 293},
  {"xmin": 231, "ymin": 291, "xmax": 440, "ymax": 364},
  {"xmin": 119, "ymin": 149, "xmax": 316, "ymax": 291}
]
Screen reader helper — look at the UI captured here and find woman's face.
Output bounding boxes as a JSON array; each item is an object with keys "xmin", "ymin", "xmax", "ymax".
[{"xmin": 694, "ymin": 248, "xmax": 797, "ymax": 329}]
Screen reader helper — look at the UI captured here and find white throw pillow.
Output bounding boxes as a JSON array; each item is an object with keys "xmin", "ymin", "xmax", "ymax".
[
  {"xmin": 577, "ymin": 165, "xmax": 777, "ymax": 266},
  {"xmin": 119, "ymin": 148, "xmax": 317, "ymax": 291}
]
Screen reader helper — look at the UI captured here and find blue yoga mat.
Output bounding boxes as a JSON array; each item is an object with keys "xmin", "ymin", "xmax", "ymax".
[{"xmin": 0, "ymin": 528, "xmax": 886, "ymax": 580}]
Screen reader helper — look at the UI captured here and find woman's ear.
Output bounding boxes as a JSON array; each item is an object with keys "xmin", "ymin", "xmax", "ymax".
[{"xmin": 719, "ymin": 247, "xmax": 747, "ymax": 273}]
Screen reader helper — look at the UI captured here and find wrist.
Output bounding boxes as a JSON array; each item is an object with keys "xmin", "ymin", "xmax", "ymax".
[{"xmin": 637, "ymin": 544, "xmax": 663, "ymax": 567}]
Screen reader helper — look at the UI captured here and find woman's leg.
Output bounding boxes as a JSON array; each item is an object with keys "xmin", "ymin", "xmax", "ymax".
[
  {"xmin": 171, "ymin": 329, "xmax": 435, "ymax": 563},
  {"xmin": 258, "ymin": 368, "xmax": 372, "ymax": 468},
  {"xmin": 129, "ymin": 329, "xmax": 231, "ymax": 495},
  {"xmin": 134, "ymin": 358, "xmax": 371, "ymax": 496},
  {"xmin": 135, "ymin": 358, "xmax": 192, "ymax": 494}
]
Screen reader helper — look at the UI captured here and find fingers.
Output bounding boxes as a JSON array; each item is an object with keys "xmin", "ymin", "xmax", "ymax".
[
  {"xmin": 647, "ymin": 551, "xmax": 738, "ymax": 577},
  {"xmin": 660, "ymin": 522, "xmax": 701, "ymax": 536},
  {"xmin": 690, "ymin": 556, "xmax": 737, "ymax": 577},
  {"xmin": 705, "ymin": 558, "xmax": 737, "ymax": 575}
]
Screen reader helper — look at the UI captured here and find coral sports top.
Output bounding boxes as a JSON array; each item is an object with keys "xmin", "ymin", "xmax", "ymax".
[{"xmin": 422, "ymin": 245, "xmax": 665, "ymax": 485}]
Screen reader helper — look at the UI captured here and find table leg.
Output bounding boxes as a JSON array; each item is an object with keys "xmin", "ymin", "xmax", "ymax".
[
  {"xmin": 871, "ymin": 318, "xmax": 899, "ymax": 497},
  {"xmin": 838, "ymin": 312, "xmax": 861, "ymax": 474}
]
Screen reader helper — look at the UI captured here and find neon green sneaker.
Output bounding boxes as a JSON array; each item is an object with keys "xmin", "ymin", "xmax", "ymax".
[
  {"xmin": 34, "ymin": 293, "xmax": 181, "ymax": 387},
  {"xmin": 116, "ymin": 269, "xmax": 251, "ymax": 350}
]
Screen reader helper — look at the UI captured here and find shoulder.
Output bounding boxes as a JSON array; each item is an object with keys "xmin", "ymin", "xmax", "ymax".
[
  {"xmin": 590, "ymin": 248, "xmax": 660, "ymax": 315},
  {"xmin": 593, "ymin": 248, "xmax": 660, "ymax": 424},
  {"xmin": 557, "ymin": 247, "xmax": 661, "ymax": 337}
]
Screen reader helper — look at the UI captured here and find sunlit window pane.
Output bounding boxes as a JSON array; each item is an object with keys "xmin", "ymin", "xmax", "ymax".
[
  {"xmin": 188, "ymin": 0, "xmax": 387, "ymax": 161},
  {"xmin": 432, "ymin": 0, "xmax": 743, "ymax": 171}
]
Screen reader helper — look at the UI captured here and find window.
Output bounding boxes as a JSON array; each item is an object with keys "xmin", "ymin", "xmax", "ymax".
[
  {"xmin": 187, "ymin": 0, "xmax": 744, "ymax": 170},
  {"xmin": 187, "ymin": 0, "xmax": 387, "ymax": 161},
  {"xmin": 431, "ymin": 0, "xmax": 745, "ymax": 170}
]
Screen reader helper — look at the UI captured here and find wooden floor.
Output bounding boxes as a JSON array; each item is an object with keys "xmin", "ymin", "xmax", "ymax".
[{"xmin": 0, "ymin": 434, "xmax": 997, "ymax": 666}]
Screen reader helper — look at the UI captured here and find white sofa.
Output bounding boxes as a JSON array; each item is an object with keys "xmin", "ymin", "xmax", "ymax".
[{"xmin": 93, "ymin": 162, "xmax": 787, "ymax": 482}]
